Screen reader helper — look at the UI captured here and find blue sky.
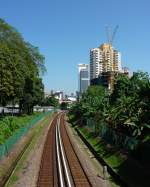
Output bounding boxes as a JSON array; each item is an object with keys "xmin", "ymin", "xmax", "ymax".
[{"xmin": 0, "ymin": 0, "xmax": 150, "ymax": 94}]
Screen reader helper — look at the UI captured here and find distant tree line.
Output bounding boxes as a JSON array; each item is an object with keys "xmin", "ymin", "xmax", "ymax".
[
  {"xmin": 42, "ymin": 96, "xmax": 59, "ymax": 108},
  {"xmin": 42, "ymin": 96, "xmax": 68, "ymax": 110},
  {"xmin": 0, "ymin": 19, "xmax": 46, "ymax": 114}
]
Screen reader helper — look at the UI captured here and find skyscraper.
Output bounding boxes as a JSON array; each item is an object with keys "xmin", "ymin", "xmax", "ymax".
[
  {"xmin": 78, "ymin": 64, "xmax": 89, "ymax": 94},
  {"xmin": 90, "ymin": 43, "xmax": 122, "ymax": 80}
]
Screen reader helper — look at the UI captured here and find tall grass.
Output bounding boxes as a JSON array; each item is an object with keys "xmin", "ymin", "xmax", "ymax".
[{"xmin": 0, "ymin": 113, "xmax": 40, "ymax": 144}]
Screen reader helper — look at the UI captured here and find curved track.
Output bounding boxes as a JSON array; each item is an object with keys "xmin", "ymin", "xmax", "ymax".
[{"xmin": 37, "ymin": 113, "xmax": 92, "ymax": 187}]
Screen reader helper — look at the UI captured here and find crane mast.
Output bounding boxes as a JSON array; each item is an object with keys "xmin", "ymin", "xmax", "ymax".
[{"xmin": 106, "ymin": 25, "xmax": 119, "ymax": 46}]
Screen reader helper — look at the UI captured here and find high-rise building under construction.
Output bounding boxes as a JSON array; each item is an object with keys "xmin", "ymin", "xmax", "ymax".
[{"xmin": 90, "ymin": 43, "xmax": 122, "ymax": 80}]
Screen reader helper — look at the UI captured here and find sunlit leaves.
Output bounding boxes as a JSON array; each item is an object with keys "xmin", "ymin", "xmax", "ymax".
[
  {"xmin": 0, "ymin": 19, "xmax": 45, "ymax": 113},
  {"xmin": 69, "ymin": 71, "xmax": 150, "ymax": 140}
]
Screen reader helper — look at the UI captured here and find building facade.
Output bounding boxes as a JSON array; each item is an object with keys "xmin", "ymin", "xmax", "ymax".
[
  {"xmin": 91, "ymin": 71, "xmax": 118, "ymax": 90},
  {"xmin": 90, "ymin": 43, "xmax": 122, "ymax": 80},
  {"xmin": 78, "ymin": 64, "xmax": 89, "ymax": 94}
]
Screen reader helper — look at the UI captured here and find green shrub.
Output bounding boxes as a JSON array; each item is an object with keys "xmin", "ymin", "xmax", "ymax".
[{"xmin": 0, "ymin": 113, "xmax": 40, "ymax": 144}]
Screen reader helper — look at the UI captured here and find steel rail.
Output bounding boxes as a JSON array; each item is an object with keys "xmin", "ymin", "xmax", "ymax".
[
  {"xmin": 37, "ymin": 114, "xmax": 59, "ymax": 187},
  {"xmin": 37, "ymin": 113, "xmax": 92, "ymax": 187},
  {"xmin": 55, "ymin": 120, "xmax": 65, "ymax": 187},
  {"xmin": 60, "ymin": 113, "xmax": 92, "ymax": 187},
  {"xmin": 57, "ymin": 116, "xmax": 74, "ymax": 187}
]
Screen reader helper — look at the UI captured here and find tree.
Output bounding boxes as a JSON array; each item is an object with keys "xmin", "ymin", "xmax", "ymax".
[
  {"xmin": 0, "ymin": 19, "xmax": 46, "ymax": 114},
  {"xmin": 68, "ymin": 85, "xmax": 106, "ymax": 131},
  {"xmin": 68, "ymin": 72, "xmax": 150, "ymax": 140},
  {"xmin": 109, "ymin": 72, "xmax": 150, "ymax": 138},
  {"xmin": 82, "ymin": 85, "xmax": 105, "ymax": 118},
  {"xmin": 0, "ymin": 43, "xmax": 24, "ymax": 106},
  {"xmin": 42, "ymin": 96, "xmax": 59, "ymax": 108},
  {"xmin": 60, "ymin": 102, "xmax": 68, "ymax": 110}
]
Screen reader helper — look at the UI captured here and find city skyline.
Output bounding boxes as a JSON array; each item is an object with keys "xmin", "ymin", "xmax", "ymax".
[{"xmin": 0, "ymin": 0, "xmax": 150, "ymax": 94}]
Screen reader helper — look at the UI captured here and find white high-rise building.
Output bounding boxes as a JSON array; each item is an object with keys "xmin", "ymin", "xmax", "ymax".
[
  {"xmin": 90, "ymin": 43, "xmax": 122, "ymax": 80},
  {"xmin": 90, "ymin": 48, "xmax": 101, "ymax": 80},
  {"xmin": 78, "ymin": 64, "xmax": 89, "ymax": 94}
]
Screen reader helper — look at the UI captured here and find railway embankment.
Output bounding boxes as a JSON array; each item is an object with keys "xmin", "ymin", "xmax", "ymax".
[
  {"xmin": 75, "ymin": 126, "xmax": 150, "ymax": 187},
  {"xmin": 0, "ymin": 112, "xmax": 53, "ymax": 187}
]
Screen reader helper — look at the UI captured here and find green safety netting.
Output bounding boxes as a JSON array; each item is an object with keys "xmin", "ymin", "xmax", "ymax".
[
  {"xmin": 86, "ymin": 118, "xmax": 139, "ymax": 151},
  {"xmin": 0, "ymin": 111, "xmax": 51, "ymax": 159}
]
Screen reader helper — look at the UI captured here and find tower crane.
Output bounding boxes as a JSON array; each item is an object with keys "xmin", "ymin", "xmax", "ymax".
[{"xmin": 106, "ymin": 25, "xmax": 119, "ymax": 46}]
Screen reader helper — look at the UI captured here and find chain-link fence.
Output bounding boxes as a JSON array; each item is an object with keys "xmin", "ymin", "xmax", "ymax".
[
  {"xmin": 0, "ymin": 111, "xmax": 51, "ymax": 159},
  {"xmin": 86, "ymin": 118, "xmax": 139, "ymax": 151}
]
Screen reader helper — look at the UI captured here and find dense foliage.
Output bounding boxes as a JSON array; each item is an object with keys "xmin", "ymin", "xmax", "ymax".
[
  {"xmin": 42, "ymin": 96, "xmax": 59, "ymax": 107},
  {"xmin": 60, "ymin": 102, "xmax": 68, "ymax": 110},
  {"xmin": 69, "ymin": 72, "xmax": 150, "ymax": 141},
  {"xmin": 0, "ymin": 113, "xmax": 41, "ymax": 144},
  {"xmin": 0, "ymin": 19, "xmax": 45, "ymax": 114}
]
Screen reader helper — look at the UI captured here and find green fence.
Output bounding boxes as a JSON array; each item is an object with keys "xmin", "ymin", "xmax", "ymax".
[
  {"xmin": 86, "ymin": 118, "xmax": 139, "ymax": 151},
  {"xmin": 0, "ymin": 111, "xmax": 51, "ymax": 160}
]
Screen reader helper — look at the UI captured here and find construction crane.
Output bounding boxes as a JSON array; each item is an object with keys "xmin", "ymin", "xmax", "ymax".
[{"xmin": 106, "ymin": 25, "xmax": 119, "ymax": 46}]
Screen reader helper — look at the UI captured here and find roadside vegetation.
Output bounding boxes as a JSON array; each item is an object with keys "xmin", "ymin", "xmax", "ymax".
[
  {"xmin": 3, "ymin": 114, "xmax": 52, "ymax": 187},
  {"xmin": 69, "ymin": 71, "xmax": 150, "ymax": 144},
  {"xmin": 42, "ymin": 96, "xmax": 59, "ymax": 108},
  {"xmin": 0, "ymin": 113, "xmax": 53, "ymax": 187},
  {"xmin": 0, "ymin": 113, "xmax": 43, "ymax": 144},
  {"xmin": 68, "ymin": 71, "xmax": 150, "ymax": 186},
  {"xmin": 0, "ymin": 19, "xmax": 45, "ymax": 115}
]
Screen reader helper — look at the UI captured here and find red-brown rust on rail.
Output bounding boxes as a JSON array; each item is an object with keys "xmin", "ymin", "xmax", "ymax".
[
  {"xmin": 37, "ymin": 112, "xmax": 92, "ymax": 187},
  {"xmin": 60, "ymin": 113, "xmax": 92, "ymax": 187},
  {"xmin": 37, "ymin": 114, "xmax": 59, "ymax": 187}
]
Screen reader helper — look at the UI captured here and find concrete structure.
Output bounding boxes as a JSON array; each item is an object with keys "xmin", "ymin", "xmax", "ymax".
[
  {"xmin": 91, "ymin": 71, "xmax": 117, "ymax": 90},
  {"xmin": 78, "ymin": 64, "xmax": 89, "ymax": 94},
  {"xmin": 122, "ymin": 67, "xmax": 129, "ymax": 76},
  {"xmin": 67, "ymin": 96, "xmax": 77, "ymax": 102},
  {"xmin": 54, "ymin": 91, "xmax": 63, "ymax": 103},
  {"xmin": 90, "ymin": 43, "xmax": 122, "ymax": 80},
  {"xmin": 44, "ymin": 91, "xmax": 51, "ymax": 98}
]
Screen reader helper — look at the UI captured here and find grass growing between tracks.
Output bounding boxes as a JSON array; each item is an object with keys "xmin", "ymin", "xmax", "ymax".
[{"xmin": 4, "ymin": 114, "xmax": 52, "ymax": 187}]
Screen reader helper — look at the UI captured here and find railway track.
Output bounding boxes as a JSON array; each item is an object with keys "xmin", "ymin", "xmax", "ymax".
[{"xmin": 37, "ymin": 113, "xmax": 92, "ymax": 187}]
